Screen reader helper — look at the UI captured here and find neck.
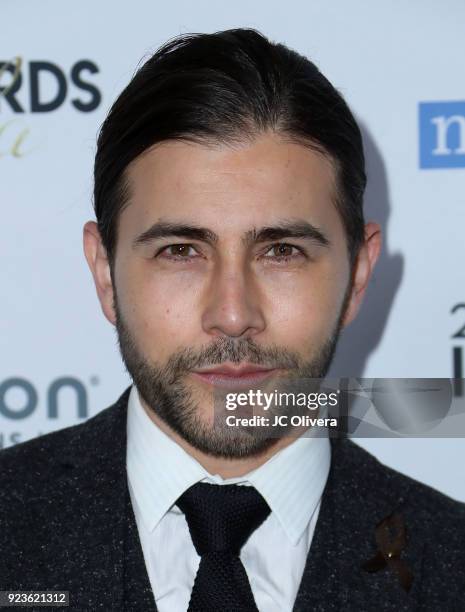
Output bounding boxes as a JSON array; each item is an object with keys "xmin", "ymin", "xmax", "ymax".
[{"xmin": 139, "ymin": 397, "xmax": 299, "ymax": 479}]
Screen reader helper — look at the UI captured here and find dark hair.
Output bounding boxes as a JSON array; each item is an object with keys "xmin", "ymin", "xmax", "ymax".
[{"xmin": 94, "ymin": 28, "xmax": 366, "ymax": 268}]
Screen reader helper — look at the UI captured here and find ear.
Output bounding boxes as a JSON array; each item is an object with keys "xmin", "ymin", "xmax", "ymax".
[
  {"xmin": 83, "ymin": 220, "xmax": 116, "ymax": 325},
  {"xmin": 341, "ymin": 222, "xmax": 382, "ymax": 328}
]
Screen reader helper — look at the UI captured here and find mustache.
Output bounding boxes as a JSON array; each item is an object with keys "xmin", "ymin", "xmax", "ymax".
[{"xmin": 162, "ymin": 337, "xmax": 303, "ymax": 380}]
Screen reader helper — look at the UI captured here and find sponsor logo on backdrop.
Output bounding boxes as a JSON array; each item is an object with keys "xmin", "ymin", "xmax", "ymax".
[
  {"xmin": 0, "ymin": 57, "xmax": 101, "ymax": 157},
  {"xmin": 0, "ymin": 376, "xmax": 99, "ymax": 449},
  {"xmin": 452, "ymin": 303, "xmax": 465, "ymax": 396},
  {"xmin": 419, "ymin": 101, "xmax": 465, "ymax": 169}
]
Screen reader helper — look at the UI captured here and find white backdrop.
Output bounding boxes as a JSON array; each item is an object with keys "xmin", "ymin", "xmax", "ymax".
[{"xmin": 1, "ymin": 0, "xmax": 464, "ymax": 500}]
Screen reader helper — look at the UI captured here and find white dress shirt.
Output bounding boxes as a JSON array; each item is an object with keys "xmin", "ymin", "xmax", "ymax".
[{"xmin": 126, "ymin": 384, "xmax": 331, "ymax": 612}]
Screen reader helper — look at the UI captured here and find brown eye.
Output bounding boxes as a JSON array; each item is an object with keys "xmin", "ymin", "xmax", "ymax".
[
  {"xmin": 272, "ymin": 244, "xmax": 294, "ymax": 257},
  {"xmin": 169, "ymin": 244, "xmax": 192, "ymax": 256},
  {"xmin": 263, "ymin": 243, "xmax": 301, "ymax": 259},
  {"xmin": 157, "ymin": 243, "xmax": 198, "ymax": 259}
]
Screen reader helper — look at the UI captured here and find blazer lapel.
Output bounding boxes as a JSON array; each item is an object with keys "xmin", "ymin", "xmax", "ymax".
[
  {"xmin": 45, "ymin": 385, "xmax": 157, "ymax": 611},
  {"xmin": 123, "ymin": 480, "xmax": 158, "ymax": 611},
  {"xmin": 28, "ymin": 387, "xmax": 133, "ymax": 610},
  {"xmin": 293, "ymin": 436, "xmax": 424, "ymax": 611}
]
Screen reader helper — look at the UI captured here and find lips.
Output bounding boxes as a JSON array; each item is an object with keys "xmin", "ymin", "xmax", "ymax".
[{"xmin": 190, "ymin": 364, "xmax": 280, "ymax": 388}]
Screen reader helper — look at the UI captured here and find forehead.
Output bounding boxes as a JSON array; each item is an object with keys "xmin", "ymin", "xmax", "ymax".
[{"xmin": 120, "ymin": 132, "xmax": 342, "ymax": 237}]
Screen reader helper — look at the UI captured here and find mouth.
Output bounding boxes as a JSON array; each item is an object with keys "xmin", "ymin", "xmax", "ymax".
[{"xmin": 190, "ymin": 363, "xmax": 281, "ymax": 389}]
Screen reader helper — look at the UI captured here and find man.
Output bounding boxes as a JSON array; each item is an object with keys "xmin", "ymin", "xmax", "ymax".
[{"xmin": 0, "ymin": 28, "xmax": 464, "ymax": 612}]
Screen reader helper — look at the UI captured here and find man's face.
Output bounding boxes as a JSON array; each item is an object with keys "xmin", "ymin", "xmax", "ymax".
[{"xmin": 85, "ymin": 132, "xmax": 376, "ymax": 457}]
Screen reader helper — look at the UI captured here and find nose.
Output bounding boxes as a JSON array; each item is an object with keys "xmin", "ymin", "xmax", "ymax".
[{"xmin": 201, "ymin": 261, "xmax": 266, "ymax": 339}]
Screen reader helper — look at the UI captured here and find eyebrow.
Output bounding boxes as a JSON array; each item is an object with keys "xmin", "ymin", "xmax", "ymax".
[{"xmin": 132, "ymin": 219, "xmax": 330, "ymax": 249}]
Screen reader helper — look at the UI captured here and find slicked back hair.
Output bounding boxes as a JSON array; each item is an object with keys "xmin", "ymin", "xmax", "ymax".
[{"xmin": 94, "ymin": 28, "xmax": 366, "ymax": 269}]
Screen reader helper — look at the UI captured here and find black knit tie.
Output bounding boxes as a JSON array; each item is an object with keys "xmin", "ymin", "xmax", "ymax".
[{"xmin": 176, "ymin": 482, "xmax": 271, "ymax": 612}]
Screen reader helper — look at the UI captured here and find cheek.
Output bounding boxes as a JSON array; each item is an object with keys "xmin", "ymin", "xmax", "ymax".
[
  {"xmin": 263, "ymin": 265, "xmax": 347, "ymax": 348},
  {"xmin": 119, "ymin": 267, "xmax": 203, "ymax": 361}
]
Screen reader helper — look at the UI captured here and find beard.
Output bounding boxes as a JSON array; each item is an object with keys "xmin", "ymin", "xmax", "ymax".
[{"xmin": 114, "ymin": 288, "xmax": 349, "ymax": 459}]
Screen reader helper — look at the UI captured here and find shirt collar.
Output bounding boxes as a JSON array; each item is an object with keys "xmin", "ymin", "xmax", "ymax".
[{"xmin": 126, "ymin": 384, "xmax": 331, "ymax": 546}]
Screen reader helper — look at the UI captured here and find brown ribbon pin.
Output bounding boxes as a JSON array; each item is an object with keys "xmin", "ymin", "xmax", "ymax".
[{"xmin": 362, "ymin": 511, "xmax": 414, "ymax": 592}]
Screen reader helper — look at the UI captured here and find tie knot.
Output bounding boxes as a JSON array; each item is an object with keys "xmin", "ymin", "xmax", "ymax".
[{"xmin": 177, "ymin": 482, "xmax": 271, "ymax": 556}]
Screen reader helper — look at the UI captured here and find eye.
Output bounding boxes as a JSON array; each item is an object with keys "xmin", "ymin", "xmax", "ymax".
[
  {"xmin": 262, "ymin": 243, "xmax": 305, "ymax": 261},
  {"xmin": 156, "ymin": 243, "xmax": 200, "ymax": 260}
]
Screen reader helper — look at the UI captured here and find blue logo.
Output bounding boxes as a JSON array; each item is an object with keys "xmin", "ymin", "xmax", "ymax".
[{"xmin": 419, "ymin": 101, "xmax": 465, "ymax": 169}]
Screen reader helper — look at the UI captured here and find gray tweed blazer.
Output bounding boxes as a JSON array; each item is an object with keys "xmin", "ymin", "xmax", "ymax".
[{"xmin": 1, "ymin": 386, "xmax": 464, "ymax": 611}]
